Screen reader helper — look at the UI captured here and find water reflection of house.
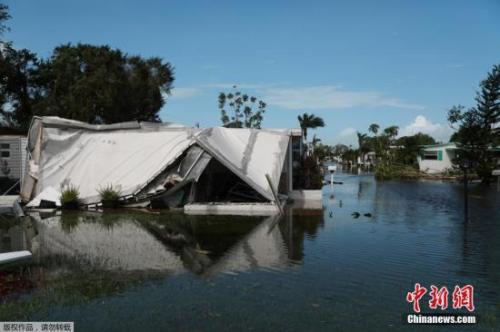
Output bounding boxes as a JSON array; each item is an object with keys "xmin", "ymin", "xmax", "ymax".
[
  {"xmin": 29, "ymin": 212, "xmax": 186, "ymax": 273},
  {"xmin": 23, "ymin": 212, "xmax": 294, "ymax": 276},
  {"xmin": 201, "ymin": 216, "xmax": 288, "ymax": 277},
  {"xmin": 1, "ymin": 211, "xmax": 324, "ymax": 306}
]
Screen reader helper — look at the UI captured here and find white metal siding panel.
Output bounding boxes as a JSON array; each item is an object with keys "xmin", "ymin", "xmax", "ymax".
[{"xmin": 0, "ymin": 137, "xmax": 23, "ymax": 180}]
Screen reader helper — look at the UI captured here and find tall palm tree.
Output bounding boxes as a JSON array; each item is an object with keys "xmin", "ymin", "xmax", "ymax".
[
  {"xmin": 383, "ymin": 125, "xmax": 399, "ymax": 139},
  {"xmin": 357, "ymin": 131, "xmax": 368, "ymax": 164},
  {"xmin": 297, "ymin": 113, "xmax": 325, "ymax": 141},
  {"xmin": 311, "ymin": 134, "xmax": 321, "ymax": 147},
  {"xmin": 368, "ymin": 123, "xmax": 380, "ymax": 135}
]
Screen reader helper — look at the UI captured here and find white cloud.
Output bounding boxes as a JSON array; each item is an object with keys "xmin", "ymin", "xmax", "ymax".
[
  {"xmin": 168, "ymin": 84, "xmax": 426, "ymax": 114},
  {"xmin": 170, "ymin": 87, "xmax": 201, "ymax": 99},
  {"xmin": 261, "ymin": 86, "xmax": 425, "ymax": 110},
  {"xmin": 399, "ymin": 115, "xmax": 454, "ymax": 141},
  {"xmin": 334, "ymin": 127, "xmax": 359, "ymax": 147}
]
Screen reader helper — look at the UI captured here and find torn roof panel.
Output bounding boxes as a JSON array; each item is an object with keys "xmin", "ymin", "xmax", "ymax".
[
  {"xmin": 23, "ymin": 117, "xmax": 197, "ymax": 204},
  {"xmin": 196, "ymin": 127, "xmax": 290, "ymax": 201}
]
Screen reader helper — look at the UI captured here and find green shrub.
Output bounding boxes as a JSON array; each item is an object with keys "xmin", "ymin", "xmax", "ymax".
[
  {"xmin": 293, "ymin": 155, "xmax": 324, "ymax": 189},
  {"xmin": 374, "ymin": 164, "xmax": 420, "ymax": 180},
  {"xmin": 98, "ymin": 184, "xmax": 121, "ymax": 208},
  {"xmin": 60, "ymin": 185, "xmax": 81, "ymax": 209}
]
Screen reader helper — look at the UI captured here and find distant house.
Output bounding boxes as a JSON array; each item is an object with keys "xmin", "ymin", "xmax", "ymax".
[
  {"xmin": 417, "ymin": 143, "xmax": 457, "ymax": 174},
  {"xmin": 0, "ymin": 135, "xmax": 28, "ymax": 184},
  {"xmin": 418, "ymin": 142, "xmax": 500, "ymax": 174},
  {"xmin": 357, "ymin": 151, "xmax": 376, "ymax": 167}
]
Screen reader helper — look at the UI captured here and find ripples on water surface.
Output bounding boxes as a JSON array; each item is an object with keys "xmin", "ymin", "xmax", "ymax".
[{"xmin": 0, "ymin": 174, "xmax": 499, "ymax": 331}]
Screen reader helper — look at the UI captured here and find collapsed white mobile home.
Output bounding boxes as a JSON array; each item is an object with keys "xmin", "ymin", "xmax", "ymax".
[{"xmin": 21, "ymin": 117, "xmax": 305, "ymax": 214}]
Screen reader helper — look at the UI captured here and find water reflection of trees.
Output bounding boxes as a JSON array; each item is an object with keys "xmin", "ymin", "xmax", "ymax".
[{"xmin": 279, "ymin": 209, "xmax": 324, "ymax": 262}]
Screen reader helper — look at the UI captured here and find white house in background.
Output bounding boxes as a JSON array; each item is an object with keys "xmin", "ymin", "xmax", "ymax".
[
  {"xmin": 0, "ymin": 135, "xmax": 27, "ymax": 183},
  {"xmin": 417, "ymin": 143, "xmax": 458, "ymax": 174},
  {"xmin": 357, "ymin": 151, "xmax": 377, "ymax": 167}
]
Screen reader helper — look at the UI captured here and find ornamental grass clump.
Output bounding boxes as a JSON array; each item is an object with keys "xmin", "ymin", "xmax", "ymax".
[
  {"xmin": 98, "ymin": 184, "xmax": 122, "ymax": 209},
  {"xmin": 60, "ymin": 185, "xmax": 81, "ymax": 210}
]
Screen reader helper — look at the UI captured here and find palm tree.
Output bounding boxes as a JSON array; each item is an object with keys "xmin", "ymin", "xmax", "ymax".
[
  {"xmin": 297, "ymin": 113, "xmax": 325, "ymax": 141},
  {"xmin": 357, "ymin": 132, "xmax": 368, "ymax": 165},
  {"xmin": 368, "ymin": 124, "xmax": 380, "ymax": 164},
  {"xmin": 368, "ymin": 123, "xmax": 380, "ymax": 135},
  {"xmin": 383, "ymin": 125, "xmax": 399, "ymax": 139},
  {"xmin": 311, "ymin": 134, "xmax": 321, "ymax": 147}
]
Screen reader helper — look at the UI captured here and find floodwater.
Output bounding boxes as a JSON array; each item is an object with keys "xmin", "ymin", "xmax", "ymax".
[{"xmin": 1, "ymin": 174, "xmax": 499, "ymax": 331}]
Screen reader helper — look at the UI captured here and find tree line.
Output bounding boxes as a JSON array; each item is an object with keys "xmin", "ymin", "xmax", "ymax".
[
  {"xmin": 313, "ymin": 64, "xmax": 499, "ymax": 183},
  {"xmin": 448, "ymin": 64, "xmax": 500, "ymax": 184},
  {"xmin": 0, "ymin": 4, "xmax": 174, "ymax": 131}
]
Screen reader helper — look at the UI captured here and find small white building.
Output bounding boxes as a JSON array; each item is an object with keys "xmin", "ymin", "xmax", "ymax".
[
  {"xmin": 357, "ymin": 151, "xmax": 376, "ymax": 167},
  {"xmin": 417, "ymin": 143, "xmax": 457, "ymax": 174},
  {"xmin": 0, "ymin": 135, "xmax": 28, "ymax": 183}
]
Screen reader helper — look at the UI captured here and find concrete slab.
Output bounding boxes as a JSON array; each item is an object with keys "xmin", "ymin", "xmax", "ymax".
[
  {"xmin": 184, "ymin": 203, "xmax": 280, "ymax": 216},
  {"xmin": 289, "ymin": 190, "xmax": 323, "ymax": 201}
]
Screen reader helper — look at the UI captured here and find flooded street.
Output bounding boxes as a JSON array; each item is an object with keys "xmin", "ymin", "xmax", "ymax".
[{"xmin": 1, "ymin": 174, "xmax": 499, "ymax": 331}]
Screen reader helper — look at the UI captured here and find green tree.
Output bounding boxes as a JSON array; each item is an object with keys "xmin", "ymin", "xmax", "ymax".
[
  {"xmin": 395, "ymin": 133, "xmax": 436, "ymax": 165},
  {"xmin": 332, "ymin": 144, "xmax": 348, "ymax": 156},
  {"xmin": 383, "ymin": 125, "xmax": 399, "ymax": 140},
  {"xmin": 447, "ymin": 64, "xmax": 500, "ymax": 183},
  {"xmin": 313, "ymin": 143, "xmax": 334, "ymax": 163},
  {"xmin": 218, "ymin": 87, "xmax": 266, "ymax": 128},
  {"xmin": 341, "ymin": 147, "xmax": 359, "ymax": 166},
  {"xmin": 0, "ymin": 3, "xmax": 10, "ymax": 37},
  {"xmin": 0, "ymin": 45, "xmax": 41, "ymax": 129},
  {"xmin": 368, "ymin": 123, "xmax": 379, "ymax": 135},
  {"xmin": 1, "ymin": 43, "xmax": 175, "ymax": 129},
  {"xmin": 0, "ymin": 4, "xmax": 43, "ymax": 129},
  {"xmin": 311, "ymin": 134, "xmax": 321, "ymax": 147},
  {"xmin": 2, "ymin": 6, "xmax": 177, "ymax": 128},
  {"xmin": 297, "ymin": 113, "xmax": 325, "ymax": 141},
  {"xmin": 35, "ymin": 44, "xmax": 174, "ymax": 125},
  {"xmin": 356, "ymin": 131, "xmax": 369, "ymax": 165}
]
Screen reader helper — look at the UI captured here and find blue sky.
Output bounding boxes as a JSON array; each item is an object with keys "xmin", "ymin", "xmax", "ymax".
[{"xmin": 4, "ymin": 0, "xmax": 500, "ymax": 146}]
